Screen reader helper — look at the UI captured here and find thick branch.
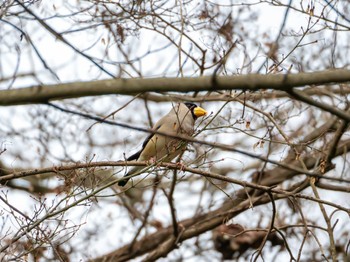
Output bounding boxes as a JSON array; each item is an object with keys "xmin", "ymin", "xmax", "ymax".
[{"xmin": 1, "ymin": 69, "xmax": 350, "ymax": 106}]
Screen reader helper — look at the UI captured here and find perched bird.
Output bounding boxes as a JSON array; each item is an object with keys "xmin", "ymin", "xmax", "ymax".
[{"xmin": 118, "ymin": 102, "xmax": 207, "ymax": 187}]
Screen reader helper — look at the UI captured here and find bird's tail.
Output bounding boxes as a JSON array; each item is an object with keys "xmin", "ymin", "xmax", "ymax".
[
  {"xmin": 117, "ymin": 174, "xmax": 129, "ymax": 187},
  {"xmin": 118, "ymin": 166, "xmax": 142, "ymax": 187}
]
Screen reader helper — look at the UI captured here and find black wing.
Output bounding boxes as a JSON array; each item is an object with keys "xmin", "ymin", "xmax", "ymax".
[
  {"xmin": 126, "ymin": 125, "xmax": 161, "ymax": 161},
  {"xmin": 126, "ymin": 150, "xmax": 142, "ymax": 161}
]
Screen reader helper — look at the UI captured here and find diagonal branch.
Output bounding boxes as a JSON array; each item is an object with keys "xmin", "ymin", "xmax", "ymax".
[{"xmin": 287, "ymin": 88, "xmax": 350, "ymax": 121}]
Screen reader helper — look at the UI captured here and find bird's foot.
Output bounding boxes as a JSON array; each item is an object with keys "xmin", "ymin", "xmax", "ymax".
[{"xmin": 147, "ymin": 157, "xmax": 157, "ymax": 165}]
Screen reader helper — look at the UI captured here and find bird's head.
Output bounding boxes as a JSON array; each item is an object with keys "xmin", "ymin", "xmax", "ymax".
[{"xmin": 184, "ymin": 102, "xmax": 207, "ymax": 120}]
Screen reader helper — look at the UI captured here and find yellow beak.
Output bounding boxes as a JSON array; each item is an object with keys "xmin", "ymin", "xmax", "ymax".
[{"xmin": 193, "ymin": 106, "xmax": 207, "ymax": 118}]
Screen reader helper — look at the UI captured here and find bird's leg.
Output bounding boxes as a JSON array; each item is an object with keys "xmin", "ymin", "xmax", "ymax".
[{"xmin": 146, "ymin": 156, "xmax": 157, "ymax": 166}]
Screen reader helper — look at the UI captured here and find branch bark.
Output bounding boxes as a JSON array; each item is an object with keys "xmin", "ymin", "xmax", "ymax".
[{"xmin": 1, "ymin": 69, "xmax": 350, "ymax": 106}]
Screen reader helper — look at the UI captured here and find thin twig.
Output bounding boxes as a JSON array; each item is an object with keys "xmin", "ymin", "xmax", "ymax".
[
  {"xmin": 310, "ymin": 177, "xmax": 337, "ymax": 261},
  {"xmin": 252, "ymin": 190, "xmax": 276, "ymax": 262}
]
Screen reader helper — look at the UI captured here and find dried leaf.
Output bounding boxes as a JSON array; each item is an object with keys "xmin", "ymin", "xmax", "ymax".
[
  {"xmin": 117, "ymin": 24, "xmax": 125, "ymax": 43},
  {"xmin": 319, "ymin": 159, "xmax": 326, "ymax": 173},
  {"xmin": 259, "ymin": 140, "xmax": 265, "ymax": 148},
  {"xmin": 199, "ymin": 10, "xmax": 209, "ymax": 20},
  {"xmin": 310, "ymin": 7, "xmax": 314, "ymax": 16}
]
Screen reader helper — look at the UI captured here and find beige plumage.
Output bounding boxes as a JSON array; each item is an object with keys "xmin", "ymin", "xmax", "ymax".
[{"xmin": 118, "ymin": 102, "xmax": 207, "ymax": 186}]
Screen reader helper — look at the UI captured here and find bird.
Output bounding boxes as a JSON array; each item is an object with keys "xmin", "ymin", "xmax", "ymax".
[{"xmin": 118, "ymin": 102, "xmax": 207, "ymax": 187}]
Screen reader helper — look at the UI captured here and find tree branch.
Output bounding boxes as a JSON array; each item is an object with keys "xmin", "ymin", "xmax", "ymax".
[
  {"xmin": 1, "ymin": 69, "xmax": 350, "ymax": 106},
  {"xmin": 287, "ymin": 88, "xmax": 350, "ymax": 122}
]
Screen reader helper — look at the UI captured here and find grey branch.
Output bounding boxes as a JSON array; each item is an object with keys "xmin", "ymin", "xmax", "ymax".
[{"xmin": 1, "ymin": 69, "xmax": 350, "ymax": 106}]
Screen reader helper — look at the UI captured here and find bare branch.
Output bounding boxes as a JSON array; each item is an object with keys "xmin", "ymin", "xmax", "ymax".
[{"xmin": 1, "ymin": 69, "xmax": 350, "ymax": 106}]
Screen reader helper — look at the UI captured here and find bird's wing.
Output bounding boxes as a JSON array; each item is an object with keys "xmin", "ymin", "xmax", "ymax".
[
  {"xmin": 138, "ymin": 105, "xmax": 194, "ymax": 161},
  {"xmin": 126, "ymin": 103, "xmax": 194, "ymax": 162},
  {"xmin": 126, "ymin": 123, "xmax": 163, "ymax": 161},
  {"xmin": 126, "ymin": 150, "xmax": 142, "ymax": 161}
]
